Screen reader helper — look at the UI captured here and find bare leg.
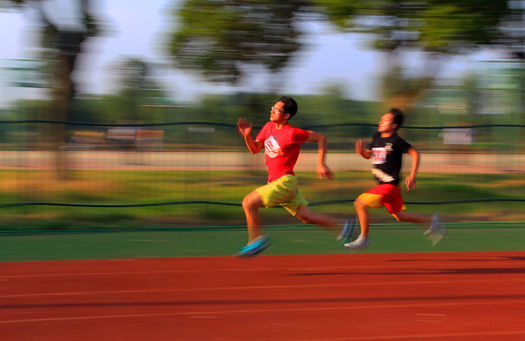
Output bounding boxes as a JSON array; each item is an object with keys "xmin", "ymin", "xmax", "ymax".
[
  {"xmin": 397, "ymin": 210, "xmax": 444, "ymax": 245},
  {"xmin": 241, "ymin": 190, "xmax": 264, "ymax": 243},
  {"xmin": 396, "ymin": 210, "xmax": 430, "ymax": 226},
  {"xmin": 295, "ymin": 205, "xmax": 342, "ymax": 235},
  {"xmin": 354, "ymin": 198, "xmax": 371, "ymax": 238}
]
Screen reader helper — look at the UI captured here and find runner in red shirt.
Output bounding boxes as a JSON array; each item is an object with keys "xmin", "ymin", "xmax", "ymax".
[
  {"xmin": 237, "ymin": 96, "xmax": 352, "ymax": 256},
  {"xmin": 257, "ymin": 120, "xmax": 310, "ymax": 182}
]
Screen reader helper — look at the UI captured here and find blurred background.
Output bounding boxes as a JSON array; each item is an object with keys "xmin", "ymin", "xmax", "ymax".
[{"xmin": 0, "ymin": 0, "xmax": 524, "ymax": 230}]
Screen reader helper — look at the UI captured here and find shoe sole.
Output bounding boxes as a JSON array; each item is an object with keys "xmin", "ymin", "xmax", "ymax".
[
  {"xmin": 237, "ymin": 241, "xmax": 271, "ymax": 258},
  {"xmin": 343, "ymin": 239, "xmax": 370, "ymax": 251}
]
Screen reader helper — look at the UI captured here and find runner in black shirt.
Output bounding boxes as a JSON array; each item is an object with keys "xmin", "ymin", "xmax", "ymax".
[
  {"xmin": 345, "ymin": 108, "xmax": 446, "ymax": 250},
  {"xmin": 367, "ymin": 131, "xmax": 412, "ymax": 186}
]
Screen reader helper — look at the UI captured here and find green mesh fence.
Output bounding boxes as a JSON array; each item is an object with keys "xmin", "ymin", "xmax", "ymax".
[{"xmin": 0, "ymin": 120, "xmax": 523, "ymax": 229}]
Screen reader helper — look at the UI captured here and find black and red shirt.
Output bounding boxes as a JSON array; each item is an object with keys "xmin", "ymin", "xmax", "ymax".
[{"xmin": 367, "ymin": 132, "xmax": 412, "ymax": 186}]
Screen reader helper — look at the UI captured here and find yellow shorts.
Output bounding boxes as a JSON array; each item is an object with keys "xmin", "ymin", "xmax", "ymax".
[{"xmin": 255, "ymin": 174, "xmax": 308, "ymax": 216}]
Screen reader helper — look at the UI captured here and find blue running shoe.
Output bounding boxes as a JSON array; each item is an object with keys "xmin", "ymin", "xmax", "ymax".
[
  {"xmin": 337, "ymin": 217, "xmax": 357, "ymax": 244},
  {"xmin": 237, "ymin": 235, "xmax": 271, "ymax": 257}
]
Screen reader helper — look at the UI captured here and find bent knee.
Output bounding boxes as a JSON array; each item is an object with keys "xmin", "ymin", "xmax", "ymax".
[
  {"xmin": 242, "ymin": 196, "xmax": 254, "ymax": 209},
  {"xmin": 295, "ymin": 207, "xmax": 313, "ymax": 224},
  {"xmin": 242, "ymin": 192, "xmax": 262, "ymax": 210},
  {"xmin": 354, "ymin": 198, "xmax": 365, "ymax": 209}
]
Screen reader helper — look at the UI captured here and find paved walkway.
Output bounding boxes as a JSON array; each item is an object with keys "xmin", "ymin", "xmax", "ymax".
[{"xmin": 0, "ymin": 151, "xmax": 524, "ymax": 173}]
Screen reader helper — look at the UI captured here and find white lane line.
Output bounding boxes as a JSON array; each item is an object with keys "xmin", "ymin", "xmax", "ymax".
[
  {"xmin": 1, "ymin": 299, "xmax": 525, "ymax": 324},
  {"xmin": 2, "ymin": 278, "xmax": 525, "ymax": 298},
  {"xmin": 188, "ymin": 315, "xmax": 218, "ymax": 319}
]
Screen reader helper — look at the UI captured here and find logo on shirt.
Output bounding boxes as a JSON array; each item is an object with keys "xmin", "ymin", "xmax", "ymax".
[
  {"xmin": 264, "ymin": 135, "xmax": 282, "ymax": 158},
  {"xmin": 372, "ymin": 147, "xmax": 387, "ymax": 164}
]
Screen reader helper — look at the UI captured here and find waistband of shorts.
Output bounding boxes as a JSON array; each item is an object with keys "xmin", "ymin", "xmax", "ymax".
[{"xmin": 269, "ymin": 174, "xmax": 297, "ymax": 183}]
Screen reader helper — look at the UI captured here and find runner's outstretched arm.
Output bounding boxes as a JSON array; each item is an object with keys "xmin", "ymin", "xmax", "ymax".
[
  {"xmin": 237, "ymin": 118, "xmax": 263, "ymax": 154},
  {"xmin": 405, "ymin": 147, "xmax": 420, "ymax": 191},
  {"xmin": 356, "ymin": 139, "xmax": 372, "ymax": 159},
  {"xmin": 307, "ymin": 130, "xmax": 333, "ymax": 180}
]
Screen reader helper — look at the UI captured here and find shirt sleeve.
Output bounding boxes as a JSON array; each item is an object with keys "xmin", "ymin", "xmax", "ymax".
[
  {"xmin": 366, "ymin": 132, "xmax": 380, "ymax": 150},
  {"xmin": 255, "ymin": 122, "xmax": 271, "ymax": 142},
  {"xmin": 292, "ymin": 127, "xmax": 310, "ymax": 144},
  {"xmin": 397, "ymin": 136, "xmax": 413, "ymax": 153}
]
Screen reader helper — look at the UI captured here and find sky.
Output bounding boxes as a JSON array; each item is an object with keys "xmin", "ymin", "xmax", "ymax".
[{"xmin": 0, "ymin": 0, "xmax": 502, "ymax": 109}]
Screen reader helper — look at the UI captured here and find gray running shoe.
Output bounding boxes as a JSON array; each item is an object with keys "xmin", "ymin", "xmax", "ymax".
[
  {"xmin": 344, "ymin": 235, "xmax": 370, "ymax": 250},
  {"xmin": 424, "ymin": 214, "xmax": 446, "ymax": 246}
]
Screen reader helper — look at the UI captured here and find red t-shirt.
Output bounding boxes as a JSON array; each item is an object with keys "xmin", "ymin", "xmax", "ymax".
[{"xmin": 256, "ymin": 122, "xmax": 310, "ymax": 182}]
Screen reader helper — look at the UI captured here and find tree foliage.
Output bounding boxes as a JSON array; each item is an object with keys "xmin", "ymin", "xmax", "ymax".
[
  {"xmin": 315, "ymin": 0, "xmax": 509, "ymax": 54},
  {"xmin": 169, "ymin": 0, "xmax": 515, "ymax": 110},
  {"xmin": 314, "ymin": 0, "xmax": 512, "ymax": 109},
  {"xmin": 168, "ymin": 0, "xmax": 308, "ymax": 84},
  {"xmin": 1, "ymin": 0, "xmax": 103, "ymax": 176},
  {"xmin": 110, "ymin": 57, "xmax": 172, "ymax": 122}
]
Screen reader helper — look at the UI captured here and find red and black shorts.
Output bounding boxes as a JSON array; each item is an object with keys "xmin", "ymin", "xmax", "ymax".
[{"xmin": 357, "ymin": 184, "xmax": 406, "ymax": 219}]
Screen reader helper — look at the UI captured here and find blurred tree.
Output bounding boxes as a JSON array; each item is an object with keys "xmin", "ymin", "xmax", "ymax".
[
  {"xmin": 169, "ymin": 0, "xmax": 514, "ymax": 113},
  {"xmin": 0, "ymin": 0, "xmax": 102, "ymax": 177},
  {"xmin": 111, "ymin": 57, "xmax": 171, "ymax": 122},
  {"xmin": 167, "ymin": 0, "xmax": 307, "ymax": 87},
  {"xmin": 314, "ymin": 0, "xmax": 511, "ymax": 111},
  {"xmin": 501, "ymin": 0, "xmax": 525, "ymax": 144}
]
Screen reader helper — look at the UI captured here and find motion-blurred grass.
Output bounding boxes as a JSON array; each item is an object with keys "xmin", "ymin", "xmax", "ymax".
[
  {"xmin": 0, "ymin": 170, "xmax": 523, "ymax": 230},
  {"xmin": 2, "ymin": 223, "xmax": 524, "ymax": 262}
]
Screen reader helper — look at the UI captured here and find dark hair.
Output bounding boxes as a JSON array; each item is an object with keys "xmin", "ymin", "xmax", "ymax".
[
  {"xmin": 279, "ymin": 96, "xmax": 298, "ymax": 119},
  {"xmin": 389, "ymin": 108, "xmax": 404, "ymax": 131}
]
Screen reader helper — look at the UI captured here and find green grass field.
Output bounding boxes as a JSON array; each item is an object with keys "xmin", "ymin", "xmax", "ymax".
[
  {"xmin": 0, "ymin": 170, "xmax": 524, "ymax": 230},
  {"xmin": 1, "ymin": 222, "xmax": 523, "ymax": 262},
  {"xmin": 3, "ymin": 168, "xmax": 521, "ymax": 262}
]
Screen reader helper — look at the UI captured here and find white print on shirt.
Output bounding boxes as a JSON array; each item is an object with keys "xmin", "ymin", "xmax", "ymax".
[
  {"xmin": 372, "ymin": 168, "xmax": 395, "ymax": 183},
  {"xmin": 372, "ymin": 147, "xmax": 387, "ymax": 165},
  {"xmin": 264, "ymin": 135, "xmax": 282, "ymax": 158}
]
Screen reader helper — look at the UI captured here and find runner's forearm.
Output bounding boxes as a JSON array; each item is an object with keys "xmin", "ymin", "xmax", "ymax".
[{"xmin": 244, "ymin": 135, "xmax": 262, "ymax": 154}]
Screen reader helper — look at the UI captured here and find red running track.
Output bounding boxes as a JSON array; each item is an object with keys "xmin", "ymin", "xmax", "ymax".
[{"xmin": 1, "ymin": 251, "xmax": 525, "ymax": 340}]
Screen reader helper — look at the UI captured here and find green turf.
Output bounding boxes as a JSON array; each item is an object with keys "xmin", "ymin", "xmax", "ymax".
[
  {"xmin": 0, "ymin": 170, "xmax": 524, "ymax": 230},
  {"xmin": 1, "ymin": 222, "xmax": 523, "ymax": 262}
]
